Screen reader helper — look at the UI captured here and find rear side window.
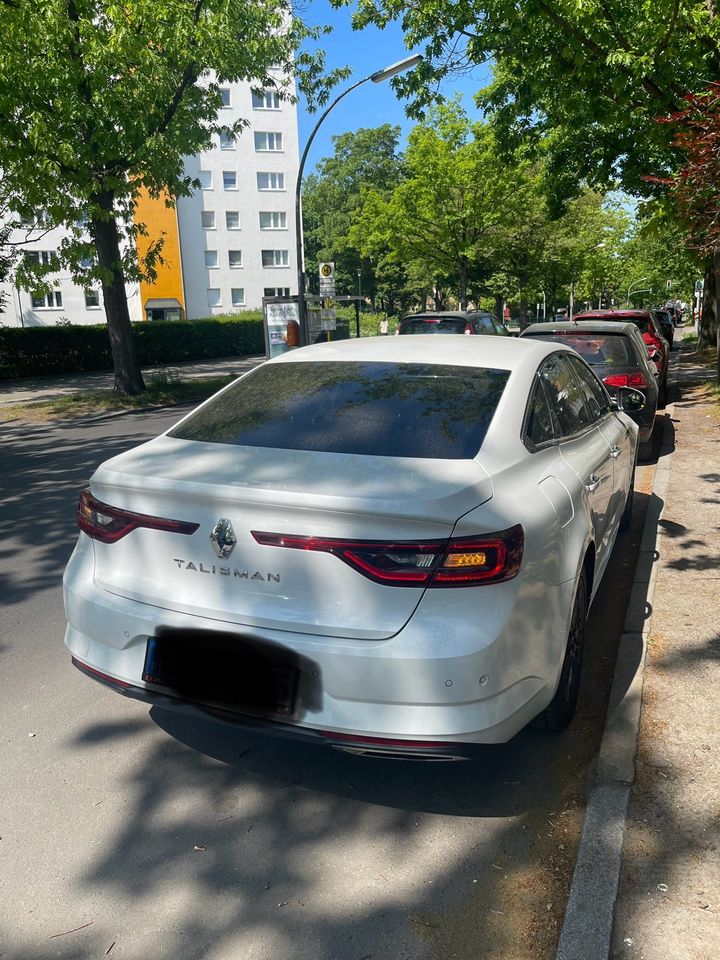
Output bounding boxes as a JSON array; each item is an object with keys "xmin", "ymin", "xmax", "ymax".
[
  {"xmin": 565, "ymin": 355, "xmax": 611, "ymax": 420},
  {"xmin": 538, "ymin": 355, "xmax": 592, "ymax": 437},
  {"xmin": 169, "ymin": 361, "xmax": 511, "ymax": 459},
  {"xmin": 525, "ymin": 377, "xmax": 556, "ymax": 448}
]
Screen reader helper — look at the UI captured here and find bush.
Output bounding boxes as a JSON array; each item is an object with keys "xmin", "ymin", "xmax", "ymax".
[{"xmin": 0, "ymin": 314, "xmax": 265, "ymax": 380}]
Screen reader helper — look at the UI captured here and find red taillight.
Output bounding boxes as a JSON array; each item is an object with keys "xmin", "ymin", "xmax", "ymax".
[
  {"xmin": 603, "ymin": 373, "xmax": 648, "ymax": 389},
  {"xmin": 251, "ymin": 525, "xmax": 524, "ymax": 588},
  {"xmin": 643, "ymin": 333, "xmax": 664, "ymax": 353},
  {"xmin": 77, "ymin": 489, "xmax": 200, "ymax": 543}
]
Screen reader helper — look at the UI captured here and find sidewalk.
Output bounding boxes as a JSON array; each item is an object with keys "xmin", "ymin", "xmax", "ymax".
[
  {"xmin": 0, "ymin": 354, "xmax": 264, "ymax": 405},
  {"xmin": 609, "ymin": 345, "xmax": 720, "ymax": 958},
  {"xmin": 555, "ymin": 338, "xmax": 720, "ymax": 960}
]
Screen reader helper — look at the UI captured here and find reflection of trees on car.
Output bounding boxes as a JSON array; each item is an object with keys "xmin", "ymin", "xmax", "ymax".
[{"xmin": 171, "ymin": 362, "xmax": 511, "ymax": 459}]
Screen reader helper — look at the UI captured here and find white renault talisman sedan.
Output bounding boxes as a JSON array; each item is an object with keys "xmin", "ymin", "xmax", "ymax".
[{"xmin": 64, "ymin": 336, "xmax": 642, "ymax": 759}]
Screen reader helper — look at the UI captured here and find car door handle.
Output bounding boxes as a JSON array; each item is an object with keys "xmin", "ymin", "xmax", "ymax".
[
  {"xmin": 585, "ymin": 475, "xmax": 601, "ymax": 493},
  {"xmin": 610, "ymin": 446, "xmax": 622, "ymax": 459}
]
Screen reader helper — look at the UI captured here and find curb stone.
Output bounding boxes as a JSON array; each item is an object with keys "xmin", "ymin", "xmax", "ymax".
[{"xmin": 555, "ymin": 350, "xmax": 680, "ymax": 960}]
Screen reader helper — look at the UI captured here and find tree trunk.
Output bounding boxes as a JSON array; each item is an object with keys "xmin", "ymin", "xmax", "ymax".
[
  {"xmin": 494, "ymin": 294, "xmax": 504, "ymax": 325},
  {"xmin": 700, "ymin": 256, "xmax": 718, "ymax": 348},
  {"xmin": 91, "ymin": 189, "xmax": 146, "ymax": 395},
  {"xmin": 518, "ymin": 269, "xmax": 529, "ymax": 332},
  {"xmin": 459, "ymin": 256, "xmax": 468, "ymax": 310}
]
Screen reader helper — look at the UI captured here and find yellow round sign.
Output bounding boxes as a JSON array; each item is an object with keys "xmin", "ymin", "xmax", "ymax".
[{"xmin": 320, "ymin": 263, "xmax": 333, "ymax": 278}]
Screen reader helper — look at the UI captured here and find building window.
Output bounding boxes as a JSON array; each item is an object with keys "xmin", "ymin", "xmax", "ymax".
[
  {"xmin": 259, "ymin": 211, "xmax": 287, "ymax": 230},
  {"xmin": 207, "ymin": 288, "xmax": 221, "ymax": 307},
  {"xmin": 262, "ymin": 249, "xmax": 289, "ymax": 268},
  {"xmin": 223, "ymin": 171, "xmax": 237, "ymax": 190},
  {"xmin": 219, "ymin": 131, "xmax": 235, "ymax": 150},
  {"xmin": 264, "ymin": 287, "xmax": 291, "ymax": 297},
  {"xmin": 254, "ymin": 131, "xmax": 283, "ymax": 152},
  {"xmin": 201, "ymin": 210, "xmax": 216, "ymax": 229},
  {"xmin": 228, "ymin": 250, "xmax": 243, "ymax": 268},
  {"xmin": 225, "ymin": 211, "xmax": 240, "ymax": 229},
  {"xmin": 31, "ymin": 290, "xmax": 63, "ymax": 309},
  {"xmin": 252, "ymin": 89, "xmax": 281, "ymax": 110},
  {"xmin": 198, "ymin": 170, "xmax": 212, "ymax": 190},
  {"xmin": 84, "ymin": 289, "xmax": 100, "ymax": 308},
  {"xmin": 219, "ymin": 87, "xmax": 231, "ymax": 107},
  {"xmin": 204, "ymin": 250, "xmax": 218, "ymax": 268},
  {"xmin": 231, "ymin": 288, "xmax": 245, "ymax": 307},
  {"xmin": 26, "ymin": 250, "xmax": 55, "ymax": 266},
  {"xmin": 257, "ymin": 172, "xmax": 285, "ymax": 191}
]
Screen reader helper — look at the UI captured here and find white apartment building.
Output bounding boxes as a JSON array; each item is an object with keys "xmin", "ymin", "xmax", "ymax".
[{"xmin": 0, "ymin": 76, "xmax": 299, "ymax": 327}]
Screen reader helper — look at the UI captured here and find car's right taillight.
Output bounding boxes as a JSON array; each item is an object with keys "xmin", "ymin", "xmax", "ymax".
[
  {"xmin": 603, "ymin": 373, "xmax": 648, "ymax": 389},
  {"xmin": 252, "ymin": 526, "xmax": 524, "ymax": 588}
]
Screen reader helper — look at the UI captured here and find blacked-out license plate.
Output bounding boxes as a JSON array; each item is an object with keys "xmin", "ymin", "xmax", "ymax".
[{"xmin": 142, "ymin": 632, "xmax": 298, "ymax": 718}]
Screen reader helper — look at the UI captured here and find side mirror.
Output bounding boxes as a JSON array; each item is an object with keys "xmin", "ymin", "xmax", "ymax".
[{"xmin": 617, "ymin": 387, "xmax": 646, "ymax": 412}]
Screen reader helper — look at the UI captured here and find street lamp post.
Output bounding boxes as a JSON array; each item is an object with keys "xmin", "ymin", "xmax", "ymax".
[
  {"xmin": 627, "ymin": 278, "xmax": 649, "ymax": 305},
  {"xmin": 294, "ymin": 54, "xmax": 422, "ymax": 344}
]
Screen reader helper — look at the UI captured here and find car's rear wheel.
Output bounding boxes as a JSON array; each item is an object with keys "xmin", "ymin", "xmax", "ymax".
[{"xmin": 537, "ymin": 568, "xmax": 588, "ymax": 731}]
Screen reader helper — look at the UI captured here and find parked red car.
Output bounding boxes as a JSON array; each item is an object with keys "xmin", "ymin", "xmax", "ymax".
[{"xmin": 574, "ymin": 310, "xmax": 669, "ymax": 406}]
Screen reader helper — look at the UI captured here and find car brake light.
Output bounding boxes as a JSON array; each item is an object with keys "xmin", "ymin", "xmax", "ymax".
[
  {"xmin": 603, "ymin": 373, "xmax": 648, "ymax": 388},
  {"xmin": 251, "ymin": 526, "xmax": 524, "ymax": 587},
  {"xmin": 77, "ymin": 489, "xmax": 200, "ymax": 543}
]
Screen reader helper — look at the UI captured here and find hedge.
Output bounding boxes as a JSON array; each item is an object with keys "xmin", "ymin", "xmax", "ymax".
[{"xmin": 0, "ymin": 313, "xmax": 265, "ymax": 380}]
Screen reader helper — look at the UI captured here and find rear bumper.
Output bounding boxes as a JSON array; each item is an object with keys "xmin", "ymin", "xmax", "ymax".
[
  {"xmin": 70, "ymin": 657, "xmax": 542, "ymax": 759},
  {"xmin": 64, "ymin": 543, "xmax": 573, "ymax": 748}
]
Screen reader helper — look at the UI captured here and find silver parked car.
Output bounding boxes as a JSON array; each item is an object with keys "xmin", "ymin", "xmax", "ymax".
[
  {"xmin": 519, "ymin": 320, "xmax": 659, "ymax": 457},
  {"xmin": 64, "ymin": 336, "xmax": 641, "ymax": 759}
]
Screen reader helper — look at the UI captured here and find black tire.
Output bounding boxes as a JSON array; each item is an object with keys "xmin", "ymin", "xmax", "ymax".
[
  {"xmin": 657, "ymin": 379, "xmax": 667, "ymax": 409},
  {"xmin": 619, "ymin": 463, "xmax": 635, "ymax": 531},
  {"xmin": 538, "ymin": 568, "xmax": 588, "ymax": 731}
]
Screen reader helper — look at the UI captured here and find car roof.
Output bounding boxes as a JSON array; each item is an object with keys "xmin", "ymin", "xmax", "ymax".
[
  {"xmin": 400, "ymin": 311, "xmax": 492, "ymax": 320},
  {"xmin": 575, "ymin": 309, "xmax": 653, "ymax": 320},
  {"xmin": 521, "ymin": 320, "xmax": 640, "ymax": 336},
  {"xmin": 270, "ymin": 333, "xmax": 569, "ymax": 373}
]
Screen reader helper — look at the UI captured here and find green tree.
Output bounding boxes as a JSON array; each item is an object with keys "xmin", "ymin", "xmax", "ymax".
[
  {"xmin": 302, "ymin": 124, "xmax": 405, "ymax": 303},
  {"xmin": 345, "ymin": 0, "xmax": 719, "ymax": 336},
  {"xmin": 351, "ymin": 102, "xmax": 521, "ymax": 310},
  {"xmin": 0, "ymin": 0, "xmax": 343, "ymax": 392}
]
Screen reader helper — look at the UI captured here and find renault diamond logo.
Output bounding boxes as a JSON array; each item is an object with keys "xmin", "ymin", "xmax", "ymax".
[{"xmin": 209, "ymin": 518, "xmax": 237, "ymax": 559}]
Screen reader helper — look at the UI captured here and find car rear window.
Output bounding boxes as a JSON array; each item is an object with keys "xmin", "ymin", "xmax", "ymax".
[
  {"xmin": 580, "ymin": 314, "xmax": 653, "ymax": 335},
  {"xmin": 399, "ymin": 317, "xmax": 468, "ymax": 334},
  {"xmin": 524, "ymin": 332, "xmax": 635, "ymax": 365},
  {"xmin": 169, "ymin": 360, "xmax": 510, "ymax": 459}
]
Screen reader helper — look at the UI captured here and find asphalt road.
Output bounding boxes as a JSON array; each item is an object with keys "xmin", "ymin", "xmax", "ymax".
[{"xmin": 0, "ymin": 405, "xmax": 658, "ymax": 960}]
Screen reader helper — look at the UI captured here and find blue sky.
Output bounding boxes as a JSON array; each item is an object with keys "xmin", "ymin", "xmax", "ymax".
[{"xmin": 297, "ymin": 1, "xmax": 491, "ymax": 174}]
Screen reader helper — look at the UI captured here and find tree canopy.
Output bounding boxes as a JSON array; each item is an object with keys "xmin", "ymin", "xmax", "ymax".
[{"xmin": 0, "ymin": 0, "xmax": 344, "ymax": 391}]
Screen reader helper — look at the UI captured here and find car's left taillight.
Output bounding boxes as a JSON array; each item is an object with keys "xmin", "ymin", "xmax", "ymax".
[
  {"xmin": 77, "ymin": 489, "xmax": 199, "ymax": 544},
  {"xmin": 252, "ymin": 525, "xmax": 524, "ymax": 587}
]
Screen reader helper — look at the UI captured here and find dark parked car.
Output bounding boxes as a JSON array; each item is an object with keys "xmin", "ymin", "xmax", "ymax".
[
  {"xmin": 520, "ymin": 320, "xmax": 659, "ymax": 456},
  {"xmin": 653, "ymin": 309, "xmax": 674, "ymax": 349},
  {"xmin": 574, "ymin": 310, "xmax": 669, "ymax": 406},
  {"xmin": 397, "ymin": 311, "xmax": 509, "ymax": 336}
]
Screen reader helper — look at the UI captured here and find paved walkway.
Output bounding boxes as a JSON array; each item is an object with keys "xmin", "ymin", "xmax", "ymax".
[
  {"xmin": 610, "ymin": 344, "xmax": 720, "ymax": 959},
  {"xmin": 0, "ymin": 355, "xmax": 265, "ymax": 405}
]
